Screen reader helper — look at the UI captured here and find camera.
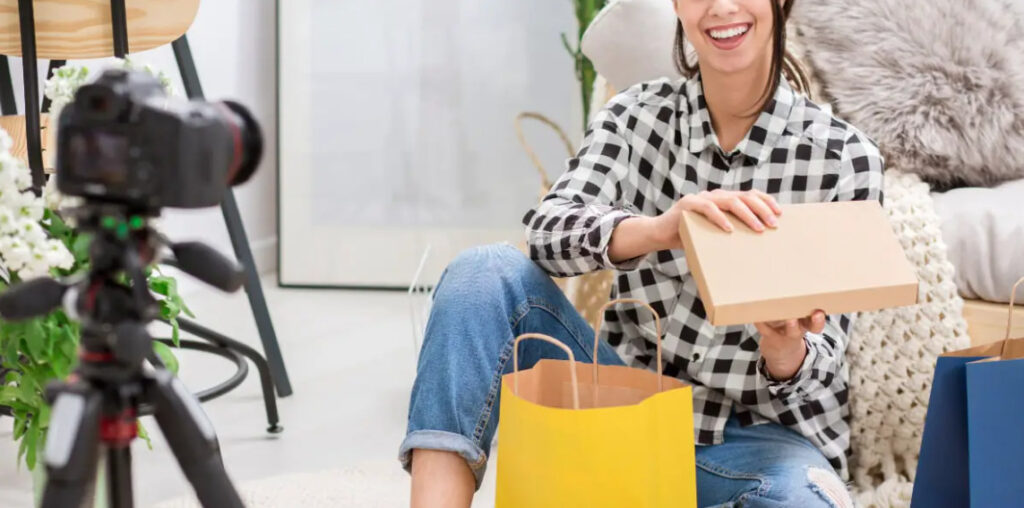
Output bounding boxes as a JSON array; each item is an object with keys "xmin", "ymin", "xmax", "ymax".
[{"xmin": 55, "ymin": 68, "xmax": 262, "ymax": 211}]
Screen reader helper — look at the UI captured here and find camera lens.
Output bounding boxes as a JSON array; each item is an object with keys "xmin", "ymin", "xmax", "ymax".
[{"xmin": 218, "ymin": 101, "xmax": 263, "ymax": 186}]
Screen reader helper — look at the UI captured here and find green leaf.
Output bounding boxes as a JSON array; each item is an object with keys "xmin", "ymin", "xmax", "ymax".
[
  {"xmin": 152, "ymin": 341, "xmax": 179, "ymax": 375},
  {"xmin": 25, "ymin": 418, "xmax": 40, "ymax": 470},
  {"xmin": 149, "ymin": 276, "xmax": 175, "ymax": 297},
  {"xmin": 38, "ymin": 404, "xmax": 51, "ymax": 429},
  {"xmin": 160, "ymin": 299, "xmax": 181, "ymax": 320},
  {"xmin": 41, "ymin": 319, "xmax": 57, "ymax": 358},
  {"xmin": 43, "ymin": 209, "xmax": 70, "ymax": 238},
  {"xmin": 3, "ymin": 324, "xmax": 22, "ymax": 362},
  {"xmin": 137, "ymin": 421, "xmax": 153, "ymax": 450},
  {"xmin": 0, "ymin": 385, "xmax": 17, "ymax": 405},
  {"xmin": 17, "ymin": 434, "xmax": 27, "ymax": 468},
  {"xmin": 18, "ymin": 374, "xmax": 41, "ymax": 406},
  {"xmin": 169, "ymin": 319, "xmax": 181, "ymax": 347},
  {"xmin": 13, "ymin": 412, "xmax": 27, "ymax": 439},
  {"xmin": 71, "ymin": 234, "xmax": 92, "ymax": 265}
]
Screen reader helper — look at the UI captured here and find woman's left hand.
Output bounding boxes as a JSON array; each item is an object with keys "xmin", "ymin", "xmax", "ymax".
[{"xmin": 754, "ymin": 310, "xmax": 826, "ymax": 381}]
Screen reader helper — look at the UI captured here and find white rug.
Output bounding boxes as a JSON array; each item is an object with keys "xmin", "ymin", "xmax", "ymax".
[{"xmin": 151, "ymin": 460, "xmax": 498, "ymax": 508}]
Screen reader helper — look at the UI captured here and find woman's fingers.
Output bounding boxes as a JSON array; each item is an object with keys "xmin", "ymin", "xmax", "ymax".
[
  {"xmin": 753, "ymin": 190, "xmax": 783, "ymax": 215},
  {"xmin": 758, "ymin": 319, "xmax": 802, "ymax": 338},
  {"xmin": 686, "ymin": 197, "xmax": 734, "ymax": 233},
  {"xmin": 684, "ymin": 190, "xmax": 781, "ymax": 233},
  {"xmin": 782, "ymin": 319, "xmax": 798, "ymax": 340},
  {"xmin": 722, "ymin": 196, "xmax": 765, "ymax": 232},
  {"xmin": 798, "ymin": 310, "xmax": 827, "ymax": 334},
  {"xmin": 753, "ymin": 322, "xmax": 770, "ymax": 336},
  {"xmin": 740, "ymin": 193, "xmax": 779, "ymax": 229}
]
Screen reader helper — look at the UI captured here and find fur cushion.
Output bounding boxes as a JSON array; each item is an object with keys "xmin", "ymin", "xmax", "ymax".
[{"xmin": 793, "ymin": 0, "xmax": 1024, "ymax": 189}]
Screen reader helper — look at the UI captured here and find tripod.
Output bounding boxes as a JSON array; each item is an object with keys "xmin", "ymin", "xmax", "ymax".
[{"xmin": 0, "ymin": 206, "xmax": 246, "ymax": 508}]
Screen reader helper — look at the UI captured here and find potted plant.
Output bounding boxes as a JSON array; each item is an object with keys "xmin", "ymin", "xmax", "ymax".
[
  {"xmin": 562, "ymin": 0, "xmax": 608, "ymax": 130},
  {"xmin": 0, "ymin": 60, "xmax": 189, "ymax": 501}
]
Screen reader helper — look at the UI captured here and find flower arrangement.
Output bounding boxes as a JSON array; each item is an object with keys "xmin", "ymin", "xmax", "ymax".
[{"xmin": 0, "ymin": 59, "xmax": 188, "ymax": 470}]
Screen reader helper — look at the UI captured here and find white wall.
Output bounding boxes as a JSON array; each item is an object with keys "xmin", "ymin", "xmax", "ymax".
[{"xmin": 8, "ymin": 1, "xmax": 279, "ymax": 292}]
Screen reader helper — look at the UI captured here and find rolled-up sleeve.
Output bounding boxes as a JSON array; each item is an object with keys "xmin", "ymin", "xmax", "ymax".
[
  {"xmin": 759, "ymin": 313, "xmax": 853, "ymax": 402},
  {"xmin": 522, "ymin": 107, "xmax": 640, "ymax": 277}
]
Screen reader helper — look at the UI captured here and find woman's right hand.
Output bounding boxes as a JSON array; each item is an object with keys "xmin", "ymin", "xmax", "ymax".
[
  {"xmin": 609, "ymin": 189, "xmax": 783, "ymax": 263},
  {"xmin": 652, "ymin": 189, "xmax": 783, "ymax": 250}
]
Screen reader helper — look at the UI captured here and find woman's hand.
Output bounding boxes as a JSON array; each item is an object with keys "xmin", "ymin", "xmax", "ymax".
[
  {"xmin": 653, "ymin": 189, "xmax": 783, "ymax": 250},
  {"xmin": 754, "ymin": 310, "xmax": 826, "ymax": 381},
  {"xmin": 609, "ymin": 189, "xmax": 782, "ymax": 263}
]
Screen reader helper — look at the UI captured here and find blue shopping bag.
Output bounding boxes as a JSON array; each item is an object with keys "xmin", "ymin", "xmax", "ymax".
[{"xmin": 913, "ymin": 277, "xmax": 1024, "ymax": 507}]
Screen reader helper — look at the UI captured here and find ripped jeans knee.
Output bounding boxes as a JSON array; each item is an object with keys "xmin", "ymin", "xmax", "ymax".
[{"xmin": 806, "ymin": 466, "xmax": 855, "ymax": 508}]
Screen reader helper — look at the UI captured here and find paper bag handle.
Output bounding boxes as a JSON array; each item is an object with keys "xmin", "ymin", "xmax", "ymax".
[
  {"xmin": 999, "ymin": 276, "xmax": 1024, "ymax": 358},
  {"xmin": 512, "ymin": 333, "xmax": 580, "ymax": 410},
  {"xmin": 592, "ymin": 298, "xmax": 664, "ymax": 393}
]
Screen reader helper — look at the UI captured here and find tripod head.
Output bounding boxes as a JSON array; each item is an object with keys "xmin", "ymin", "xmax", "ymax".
[{"xmin": 0, "ymin": 203, "xmax": 246, "ymax": 370}]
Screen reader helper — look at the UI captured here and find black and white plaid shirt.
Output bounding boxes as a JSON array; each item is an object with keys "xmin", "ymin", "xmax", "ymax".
[{"xmin": 522, "ymin": 74, "xmax": 884, "ymax": 478}]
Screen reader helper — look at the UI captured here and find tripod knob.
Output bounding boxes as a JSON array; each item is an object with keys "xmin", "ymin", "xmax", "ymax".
[
  {"xmin": 112, "ymin": 322, "xmax": 152, "ymax": 366},
  {"xmin": 0, "ymin": 277, "xmax": 68, "ymax": 321},
  {"xmin": 170, "ymin": 242, "xmax": 246, "ymax": 292}
]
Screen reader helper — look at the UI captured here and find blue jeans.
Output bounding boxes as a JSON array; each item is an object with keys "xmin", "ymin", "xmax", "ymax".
[{"xmin": 400, "ymin": 244, "xmax": 852, "ymax": 508}]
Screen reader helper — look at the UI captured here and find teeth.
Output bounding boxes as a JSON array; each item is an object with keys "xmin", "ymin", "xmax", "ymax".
[{"xmin": 709, "ymin": 25, "xmax": 749, "ymax": 40}]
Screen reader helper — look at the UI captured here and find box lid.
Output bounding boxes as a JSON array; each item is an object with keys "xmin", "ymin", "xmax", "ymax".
[{"xmin": 677, "ymin": 200, "xmax": 919, "ymax": 326}]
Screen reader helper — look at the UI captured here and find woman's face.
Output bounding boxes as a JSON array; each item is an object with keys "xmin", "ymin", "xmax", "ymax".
[{"xmin": 675, "ymin": 0, "xmax": 777, "ymax": 76}]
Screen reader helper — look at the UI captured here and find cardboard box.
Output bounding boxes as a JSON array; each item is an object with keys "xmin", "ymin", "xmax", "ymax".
[{"xmin": 677, "ymin": 200, "xmax": 919, "ymax": 326}]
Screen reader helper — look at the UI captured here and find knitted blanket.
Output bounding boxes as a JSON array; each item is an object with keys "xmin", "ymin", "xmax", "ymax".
[{"xmin": 845, "ymin": 170, "xmax": 970, "ymax": 507}]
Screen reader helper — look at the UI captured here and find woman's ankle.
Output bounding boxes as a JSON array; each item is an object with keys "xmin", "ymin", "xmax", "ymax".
[{"xmin": 410, "ymin": 449, "xmax": 475, "ymax": 508}]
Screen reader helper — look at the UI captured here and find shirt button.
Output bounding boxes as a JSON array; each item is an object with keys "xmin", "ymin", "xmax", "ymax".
[{"xmin": 692, "ymin": 352, "xmax": 701, "ymax": 362}]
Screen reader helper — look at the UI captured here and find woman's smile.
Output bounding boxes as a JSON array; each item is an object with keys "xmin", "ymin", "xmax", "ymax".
[{"xmin": 705, "ymin": 22, "xmax": 753, "ymax": 51}]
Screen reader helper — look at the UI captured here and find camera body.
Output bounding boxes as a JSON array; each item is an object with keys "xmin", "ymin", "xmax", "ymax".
[{"xmin": 55, "ymin": 69, "xmax": 261, "ymax": 211}]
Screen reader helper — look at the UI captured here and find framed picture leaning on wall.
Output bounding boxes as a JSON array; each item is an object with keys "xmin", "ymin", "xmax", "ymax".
[{"xmin": 277, "ymin": 0, "xmax": 580, "ymax": 288}]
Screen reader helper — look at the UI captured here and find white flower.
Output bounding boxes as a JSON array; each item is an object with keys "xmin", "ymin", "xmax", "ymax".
[
  {"xmin": 41, "ymin": 239, "xmax": 74, "ymax": 270},
  {"xmin": 14, "ymin": 191, "xmax": 45, "ymax": 222},
  {"xmin": 0, "ymin": 236, "xmax": 32, "ymax": 271},
  {"xmin": 44, "ymin": 65, "xmax": 89, "ymax": 110},
  {"xmin": 15, "ymin": 218, "xmax": 48, "ymax": 247},
  {"xmin": 0, "ymin": 208, "xmax": 15, "ymax": 233},
  {"xmin": 0, "ymin": 129, "xmax": 11, "ymax": 153},
  {"xmin": 0, "ymin": 152, "xmax": 23, "ymax": 189},
  {"xmin": 17, "ymin": 256, "xmax": 51, "ymax": 280},
  {"xmin": 42, "ymin": 175, "xmax": 81, "ymax": 212}
]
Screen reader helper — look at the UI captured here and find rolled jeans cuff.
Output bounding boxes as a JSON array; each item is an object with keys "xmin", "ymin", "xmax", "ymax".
[{"xmin": 398, "ymin": 430, "xmax": 489, "ymax": 490}]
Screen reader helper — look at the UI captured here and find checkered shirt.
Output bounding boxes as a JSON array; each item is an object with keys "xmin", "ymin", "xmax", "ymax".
[{"xmin": 521, "ymin": 74, "xmax": 885, "ymax": 479}]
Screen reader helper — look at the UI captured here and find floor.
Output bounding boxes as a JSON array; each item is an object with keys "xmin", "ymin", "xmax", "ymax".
[{"xmin": 0, "ymin": 275, "xmax": 498, "ymax": 507}]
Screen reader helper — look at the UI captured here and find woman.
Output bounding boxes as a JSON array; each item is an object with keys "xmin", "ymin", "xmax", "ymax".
[{"xmin": 401, "ymin": 0, "xmax": 882, "ymax": 506}]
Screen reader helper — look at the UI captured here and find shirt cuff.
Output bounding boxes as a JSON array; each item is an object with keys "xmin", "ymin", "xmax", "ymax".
[
  {"xmin": 759, "ymin": 336, "xmax": 819, "ymax": 400},
  {"xmin": 587, "ymin": 207, "xmax": 641, "ymax": 271}
]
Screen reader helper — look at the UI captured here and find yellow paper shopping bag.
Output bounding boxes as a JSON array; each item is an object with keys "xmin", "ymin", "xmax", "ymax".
[{"xmin": 495, "ymin": 299, "xmax": 697, "ymax": 508}]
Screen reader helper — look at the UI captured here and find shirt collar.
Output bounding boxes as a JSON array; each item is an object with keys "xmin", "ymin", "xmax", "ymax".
[{"xmin": 687, "ymin": 73, "xmax": 795, "ymax": 164}]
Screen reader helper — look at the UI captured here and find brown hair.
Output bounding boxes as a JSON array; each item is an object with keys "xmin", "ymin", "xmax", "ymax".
[{"xmin": 672, "ymin": 0, "xmax": 811, "ymax": 115}]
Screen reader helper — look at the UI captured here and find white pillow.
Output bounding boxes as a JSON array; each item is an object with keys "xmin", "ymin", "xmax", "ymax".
[
  {"xmin": 931, "ymin": 178, "xmax": 1024, "ymax": 304},
  {"xmin": 581, "ymin": 0, "xmax": 682, "ymax": 91}
]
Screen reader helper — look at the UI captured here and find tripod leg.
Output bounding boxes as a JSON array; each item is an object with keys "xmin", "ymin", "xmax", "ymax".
[
  {"xmin": 106, "ymin": 445, "xmax": 134, "ymax": 508},
  {"xmin": 145, "ymin": 367, "xmax": 244, "ymax": 508},
  {"xmin": 40, "ymin": 387, "xmax": 102, "ymax": 508}
]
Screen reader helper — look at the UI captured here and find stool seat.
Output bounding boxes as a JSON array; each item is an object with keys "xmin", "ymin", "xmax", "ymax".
[{"xmin": 0, "ymin": 0, "xmax": 198, "ymax": 59}]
